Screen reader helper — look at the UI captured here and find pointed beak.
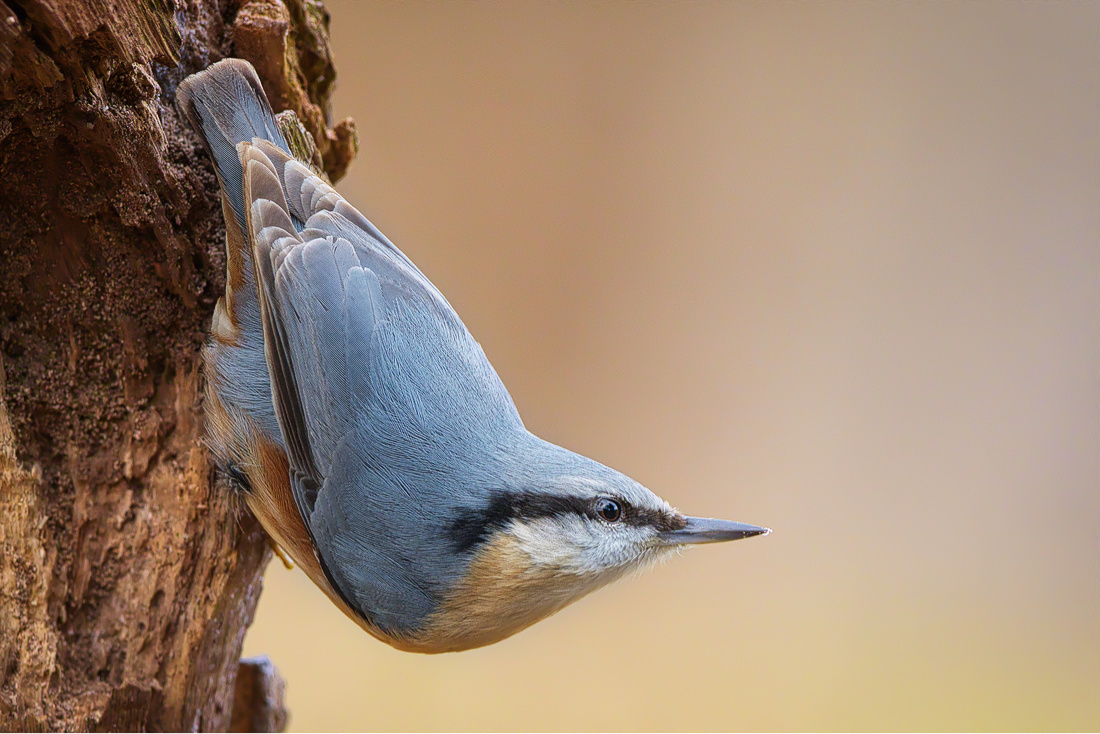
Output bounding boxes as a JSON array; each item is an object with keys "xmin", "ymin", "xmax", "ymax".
[{"xmin": 659, "ymin": 516, "xmax": 771, "ymax": 546}]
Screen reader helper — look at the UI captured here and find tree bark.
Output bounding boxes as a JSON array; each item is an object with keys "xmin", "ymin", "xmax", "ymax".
[{"xmin": 0, "ymin": 0, "xmax": 356, "ymax": 730}]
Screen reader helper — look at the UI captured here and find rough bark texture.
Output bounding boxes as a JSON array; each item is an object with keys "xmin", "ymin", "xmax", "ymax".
[
  {"xmin": 0, "ymin": 0, "xmax": 356, "ymax": 730},
  {"xmin": 229, "ymin": 657, "xmax": 286, "ymax": 734}
]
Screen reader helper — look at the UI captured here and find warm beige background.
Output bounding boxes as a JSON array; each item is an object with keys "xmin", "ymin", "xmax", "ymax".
[{"xmin": 241, "ymin": 2, "xmax": 1100, "ymax": 730}]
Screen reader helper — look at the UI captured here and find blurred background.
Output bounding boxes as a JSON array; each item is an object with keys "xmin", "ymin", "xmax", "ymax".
[{"xmin": 241, "ymin": 2, "xmax": 1099, "ymax": 729}]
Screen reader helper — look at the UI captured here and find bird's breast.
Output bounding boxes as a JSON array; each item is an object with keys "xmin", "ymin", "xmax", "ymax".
[{"xmin": 407, "ymin": 530, "xmax": 605, "ymax": 653}]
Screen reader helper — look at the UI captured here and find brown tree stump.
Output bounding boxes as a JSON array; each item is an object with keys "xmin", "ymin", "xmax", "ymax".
[{"xmin": 0, "ymin": 0, "xmax": 356, "ymax": 730}]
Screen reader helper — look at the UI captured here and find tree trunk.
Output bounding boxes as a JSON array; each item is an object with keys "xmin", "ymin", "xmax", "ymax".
[{"xmin": 0, "ymin": 0, "xmax": 356, "ymax": 730}]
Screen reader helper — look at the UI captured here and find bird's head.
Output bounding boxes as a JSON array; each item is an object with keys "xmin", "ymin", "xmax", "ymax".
[{"xmin": 406, "ymin": 442, "xmax": 768, "ymax": 653}]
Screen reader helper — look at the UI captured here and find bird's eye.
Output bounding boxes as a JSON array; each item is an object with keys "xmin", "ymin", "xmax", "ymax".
[{"xmin": 595, "ymin": 498, "xmax": 623, "ymax": 523}]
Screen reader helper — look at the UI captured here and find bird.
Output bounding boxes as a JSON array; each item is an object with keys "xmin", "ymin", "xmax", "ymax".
[{"xmin": 176, "ymin": 58, "xmax": 769, "ymax": 654}]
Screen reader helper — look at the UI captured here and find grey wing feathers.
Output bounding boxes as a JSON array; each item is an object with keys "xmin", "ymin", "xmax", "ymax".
[
  {"xmin": 242, "ymin": 144, "xmax": 372, "ymax": 515},
  {"xmin": 242, "ymin": 147, "xmax": 325, "ymax": 523},
  {"xmin": 257, "ymin": 142, "xmax": 446, "ymax": 307},
  {"xmin": 243, "ymin": 137, "xmax": 525, "ymax": 458},
  {"xmin": 243, "ymin": 139, "xmax": 448, "ymax": 628},
  {"xmin": 282, "ymin": 161, "xmax": 426, "ymax": 277}
]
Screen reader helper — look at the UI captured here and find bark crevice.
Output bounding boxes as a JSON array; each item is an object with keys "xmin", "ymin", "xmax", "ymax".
[{"xmin": 0, "ymin": 1, "xmax": 355, "ymax": 730}]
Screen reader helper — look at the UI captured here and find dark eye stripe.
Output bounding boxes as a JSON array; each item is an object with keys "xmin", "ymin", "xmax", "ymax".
[
  {"xmin": 447, "ymin": 490, "xmax": 685, "ymax": 553},
  {"xmin": 448, "ymin": 492, "xmax": 582, "ymax": 552},
  {"xmin": 630, "ymin": 506, "xmax": 686, "ymax": 532}
]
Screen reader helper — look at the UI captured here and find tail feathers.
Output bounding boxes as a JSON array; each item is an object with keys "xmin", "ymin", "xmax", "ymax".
[{"xmin": 176, "ymin": 59, "xmax": 291, "ymax": 230}]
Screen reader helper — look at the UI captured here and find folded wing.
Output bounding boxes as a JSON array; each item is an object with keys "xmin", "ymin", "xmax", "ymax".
[{"xmin": 241, "ymin": 139, "xmax": 524, "ymax": 632}]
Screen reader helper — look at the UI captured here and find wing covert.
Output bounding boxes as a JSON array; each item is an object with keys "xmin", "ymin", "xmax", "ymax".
[{"xmin": 243, "ymin": 143, "xmax": 381, "ymax": 517}]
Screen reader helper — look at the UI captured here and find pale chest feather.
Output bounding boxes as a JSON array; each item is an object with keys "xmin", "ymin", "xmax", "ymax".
[{"xmin": 410, "ymin": 533, "xmax": 613, "ymax": 653}]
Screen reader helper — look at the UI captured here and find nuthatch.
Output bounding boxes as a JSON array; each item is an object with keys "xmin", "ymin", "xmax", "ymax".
[{"xmin": 177, "ymin": 59, "xmax": 769, "ymax": 654}]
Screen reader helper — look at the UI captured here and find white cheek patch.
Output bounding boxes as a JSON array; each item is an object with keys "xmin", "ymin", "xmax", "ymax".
[
  {"xmin": 510, "ymin": 515, "xmax": 671, "ymax": 576},
  {"xmin": 510, "ymin": 515, "xmax": 592, "ymax": 573}
]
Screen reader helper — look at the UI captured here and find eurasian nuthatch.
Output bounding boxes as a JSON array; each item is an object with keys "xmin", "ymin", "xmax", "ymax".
[{"xmin": 177, "ymin": 59, "xmax": 769, "ymax": 654}]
